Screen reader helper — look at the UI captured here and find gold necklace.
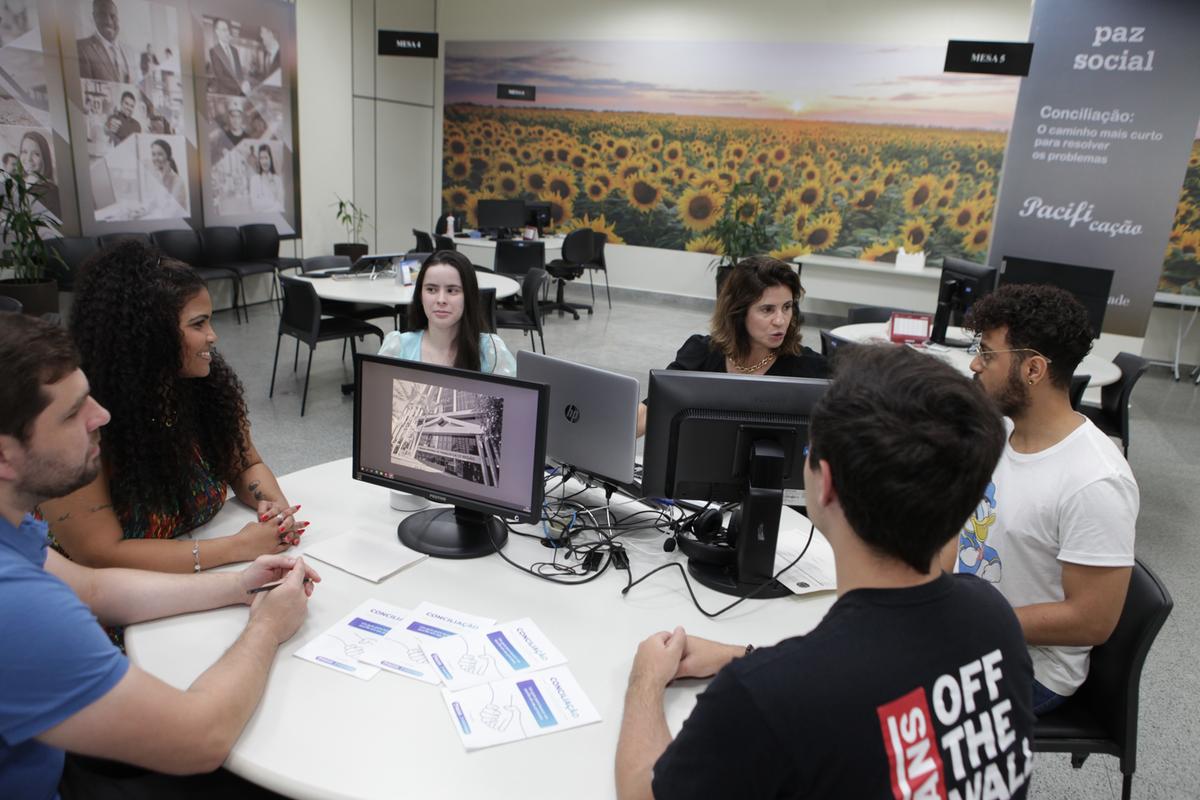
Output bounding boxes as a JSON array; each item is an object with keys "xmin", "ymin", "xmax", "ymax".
[{"xmin": 730, "ymin": 350, "xmax": 777, "ymax": 373}]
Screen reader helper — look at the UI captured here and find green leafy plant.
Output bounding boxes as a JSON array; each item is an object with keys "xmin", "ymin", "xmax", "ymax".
[
  {"xmin": 709, "ymin": 182, "xmax": 774, "ymax": 269},
  {"xmin": 1, "ymin": 164, "xmax": 61, "ymax": 282},
  {"xmin": 333, "ymin": 195, "xmax": 369, "ymax": 244}
]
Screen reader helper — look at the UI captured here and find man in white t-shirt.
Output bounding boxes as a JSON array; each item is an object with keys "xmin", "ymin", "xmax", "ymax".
[{"xmin": 946, "ymin": 283, "xmax": 1138, "ymax": 714}]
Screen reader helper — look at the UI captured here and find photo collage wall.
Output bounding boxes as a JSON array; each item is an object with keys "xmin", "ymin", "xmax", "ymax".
[{"xmin": 2, "ymin": 0, "xmax": 298, "ymax": 237}]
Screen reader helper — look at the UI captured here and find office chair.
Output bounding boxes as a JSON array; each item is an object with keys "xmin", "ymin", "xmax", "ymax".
[
  {"xmin": 496, "ymin": 268, "xmax": 547, "ymax": 353},
  {"xmin": 242, "ymin": 223, "xmax": 303, "ymax": 310},
  {"xmin": 43, "ymin": 236, "xmax": 99, "ymax": 292},
  {"xmin": 98, "ymin": 232, "xmax": 151, "ymax": 249},
  {"xmin": 202, "ymin": 226, "xmax": 279, "ymax": 323},
  {"xmin": 479, "ymin": 287, "xmax": 498, "ymax": 333},
  {"xmin": 1069, "ymin": 374, "xmax": 1091, "ymax": 411},
  {"xmin": 586, "ymin": 230, "xmax": 612, "ymax": 308},
  {"xmin": 434, "ymin": 234, "xmax": 456, "ymax": 252},
  {"xmin": 0, "ymin": 295, "xmax": 22, "ymax": 313},
  {"xmin": 1079, "ymin": 353, "xmax": 1149, "ymax": 457},
  {"xmin": 1033, "ymin": 559, "xmax": 1172, "ymax": 800},
  {"xmin": 493, "ymin": 239, "xmax": 545, "ymax": 276},
  {"xmin": 271, "ymin": 277, "xmax": 384, "ymax": 416},
  {"xmin": 543, "ymin": 228, "xmax": 594, "ymax": 319},
  {"xmin": 846, "ymin": 305, "xmax": 919, "ymax": 325},
  {"xmin": 151, "ymin": 229, "xmax": 242, "ymax": 322},
  {"xmin": 412, "ymin": 230, "xmax": 435, "ymax": 252},
  {"xmin": 819, "ymin": 329, "xmax": 855, "ymax": 358}
]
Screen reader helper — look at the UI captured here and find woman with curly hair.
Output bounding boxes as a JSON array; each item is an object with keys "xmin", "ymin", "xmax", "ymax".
[
  {"xmin": 39, "ymin": 240, "xmax": 305, "ymax": 572},
  {"xmin": 636, "ymin": 255, "xmax": 828, "ymax": 435}
]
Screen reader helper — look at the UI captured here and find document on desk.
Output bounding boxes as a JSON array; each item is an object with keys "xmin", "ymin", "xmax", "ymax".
[
  {"xmin": 358, "ymin": 601, "xmax": 497, "ymax": 684},
  {"xmin": 423, "ymin": 618, "xmax": 567, "ymax": 690},
  {"xmin": 442, "ymin": 665, "xmax": 600, "ymax": 750},
  {"xmin": 774, "ymin": 525, "xmax": 837, "ymax": 595},
  {"xmin": 293, "ymin": 599, "xmax": 412, "ymax": 680},
  {"xmin": 301, "ymin": 529, "xmax": 426, "ymax": 582}
]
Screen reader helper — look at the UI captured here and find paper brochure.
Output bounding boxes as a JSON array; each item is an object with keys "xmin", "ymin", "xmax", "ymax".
[
  {"xmin": 774, "ymin": 525, "xmax": 837, "ymax": 595},
  {"xmin": 442, "ymin": 666, "xmax": 600, "ymax": 750},
  {"xmin": 358, "ymin": 602, "xmax": 497, "ymax": 684},
  {"xmin": 293, "ymin": 599, "xmax": 412, "ymax": 680},
  {"xmin": 423, "ymin": 618, "xmax": 568, "ymax": 690},
  {"xmin": 301, "ymin": 529, "xmax": 426, "ymax": 582}
]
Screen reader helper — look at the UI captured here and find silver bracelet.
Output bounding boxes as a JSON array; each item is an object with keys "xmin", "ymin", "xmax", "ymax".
[{"xmin": 192, "ymin": 541, "xmax": 201, "ymax": 573}]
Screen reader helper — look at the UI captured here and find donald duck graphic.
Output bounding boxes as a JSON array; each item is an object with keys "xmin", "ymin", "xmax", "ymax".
[{"xmin": 957, "ymin": 482, "xmax": 1002, "ymax": 583}]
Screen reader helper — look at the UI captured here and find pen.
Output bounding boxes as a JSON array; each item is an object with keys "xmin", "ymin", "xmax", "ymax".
[{"xmin": 247, "ymin": 577, "xmax": 314, "ymax": 595}]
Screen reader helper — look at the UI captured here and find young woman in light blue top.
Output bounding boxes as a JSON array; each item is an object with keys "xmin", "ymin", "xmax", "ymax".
[{"xmin": 378, "ymin": 250, "xmax": 516, "ymax": 375}]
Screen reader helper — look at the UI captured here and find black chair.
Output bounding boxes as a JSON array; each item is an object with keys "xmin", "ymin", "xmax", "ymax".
[
  {"xmin": 1079, "ymin": 353, "xmax": 1149, "ymax": 457},
  {"xmin": 241, "ymin": 223, "xmax": 302, "ymax": 310},
  {"xmin": 43, "ymin": 236, "xmax": 99, "ymax": 292},
  {"xmin": 544, "ymin": 229, "xmax": 594, "ymax": 320},
  {"xmin": 202, "ymin": 227, "xmax": 276, "ymax": 323},
  {"xmin": 847, "ymin": 305, "xmax": 918, "ymax": 325},
  {"xmin": 819, "ymin": 329, "xmax": 854, "ymax": 358},
  {"xmin": 493, "ymin": 239, "xmax": 545, "ymax": 277},
  {"xmin": 271, "ymin": 277, "xmax": 384, "ymax": 416},
  {"xmin": 585, "ymin": 230, "xmax": 612, "ymax": 309},
  {"xmin": 496, "ymin": 268, "xmax": 547, "ymax": 353},
  {"xmin": 413, "ymin": 230, "xmax": 435, "ymax": 252},
  {"xmin": 151, "ymin": 229, "xmax": 242, "ymax": 320},
  {"xmin": 479, "ymin": 287, "xmax": 498, "ymax": 333},
  {"xmin": 298, "ymin": 255, "xmax": 399, "ymax": 331},
  {"xmin": 0, "ymin": 295, "xmax": 22, "ymax": 313},
  {"xmin": 98, "ymin": 232, "xmax": 151, "ymax": 249},
  {"xmin": 1034, "ymin": 559, "xmax": 1172, "ymax": 800},
  {"xmin": 434, "ymin": 234, "xmax": 456, "ymax": 252},
  {"xmin": 1069, "ymin": 374, "xmax": 1090, "ymax": 411}
]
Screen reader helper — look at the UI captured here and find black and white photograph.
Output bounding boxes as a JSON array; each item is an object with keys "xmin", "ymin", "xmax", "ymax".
[
  {"xmin": 201, "ymin": 14, "xmax": 280, "ymax": 97},
  {"xmin": 390, "ymin": 380, "xmax": 505, "ymax": 488},
  {"xmin": 0, "ymin": 125, "xmax": 59, "ymax": 218},
  {"xmin": 0, "ymin": 0, "xmax": 35, "ymax": 49}
]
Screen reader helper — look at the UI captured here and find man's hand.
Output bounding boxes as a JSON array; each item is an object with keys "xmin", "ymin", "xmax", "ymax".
[
  {"xmin": 237, "ymin": 553, "xmax": 321, "ymax": 601},
  {"xmin": 629, "ymin": 626, "xmax": 687, "ymax": 691},
  {"xmin": 246, "ymin": 559, "xmax": 315, "ymax": 645},
  {"xmin": 675, "ymin": 635, "xmax": 745, "ymax": 680}
]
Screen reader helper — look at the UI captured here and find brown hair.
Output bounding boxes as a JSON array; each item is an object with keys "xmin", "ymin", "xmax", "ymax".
[
  {"xmin": 409, "ymin": 250, "xmax": 486, "ymax": 371},
  {"xmin": 0, "ymin": 313, "xmax": 80, "ymax": 442},
  {"xmin": 709, "ymin": 256, "xmax": 804, "ymax": 361}
]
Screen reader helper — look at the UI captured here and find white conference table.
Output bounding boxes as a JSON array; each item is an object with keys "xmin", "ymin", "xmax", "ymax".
[
  {"xmin": 831, "ymin": 323, "xmax": 1122, "ymax": 388},
  {"xmin": 295, "ymin": 270, "xmax": 521, "ymax": 306},
  {"xmin": 125, "ymin": 459, "xmax": 835, "ymax": 800},
  {"xmin": 454, "ymin": 234, "xmax": 565, "ymax": 265}
]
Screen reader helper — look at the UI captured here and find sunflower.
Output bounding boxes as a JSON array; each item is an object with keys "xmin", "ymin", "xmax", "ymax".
[
  {"xmin": 974, "ymin": 182, "xmax": 994, "ymax": 201},
  {"xmin": 537, "ymin": 191, "xmax": 574, "ymax": 228},
  {"xmin": 539, "ymin": 145, "xmax": 557, "ymax": 165},
  {"xmin": 901, "ymin": 218, "xmax": 931, "ymax": 251},
  {"xmin": 585, "ymin": 178, "xmax": 610, "ymax": 202},
  {"xmin": 523, "ymin": 166, "xmax": 549, "ymax": 195},
  {"xmin": 803, "ymin": 212, "xmax": 842, "ymax": 253},
  {"xmin": 568, "ymin": 151, "xmax": 589, "ymax": 171},
  {"xmin": 775, "ymin": 189, "xmax": 805, "ymax": 223},
  {"xmin": 492, "ymin": 156, "xmax": 519, "ymax": 174},
  {"xmin": 902, "ymin": 174, "xmax": 938, "ymax": 213},
  {"xmin": 723, "ymin": 141, "xmax": 749, "ymax": 162},
  {"xmin": 677, "ymin": 186, "xmax": 725, "ymax": 232},
  {"xmin": 692, "ymin": 172, "xmax": 724, "ymax": 192},
  {"xmin": 796, "ymin": 180, "xmax": 824, "ymax": 211},
  {"xmin": 744, "ymin": 166, "xmax": 764, "ymax": 186},
  {"xmin": 860, "ymin": 240, "xmax": 901, "ymax": 263},
  {"xmin": 947, "ymin": 202, "xmax": 980, "ymax": 232},
  {"xmin": 933, "ymin": 191, "xmax": 955, "ymax": 212},
  {"xmin": 975, "ymin": 159, "xmax": 989, "ymax": 173},
  {"xmin": 770, "ymin": 145, "xmax": 790, "ymax": 166},
  {"xmin": 663, "ymin": 140, "xmax": 685, "ymax": 163},
  {"xmin": 645, "ymin": 132, "xmax": 664, "ymax": 153},
  {"xmin": 715, "ymin": 169, "xmax": 738, "ymax": 191},
  {"xmin": 1190, "ymin": 150, "xmax": 1200, "ymax": 169},
  {"xmin": 854, "ymin": 182, "xmax": 885, "ymax": 209},
  {"xmin": 702, "ymin": 155, "xmax": 719, "ymax": 171},
  {"xmin": 554, "ymin": 145, "xmax": 572, "ymax": 164},
  {"xmin": 624, "ymin": 176, "xmax": 664, "ymax": 213},
  {"xmin": 562, "ymin": 213, "xmax": 625, "ymax": 245},
  {"xmin": 545, "ymin": 168, "xmax": 576, "ymax": 201},
  {"xmin": 685, "ymin": 234, "xmax": 725, "ymax": 255},
  {"xmin": 517, "ymin": 146, "xmax": 537, "ymax": 164},
  {"xmin": 962, "ymin": 223, "xmax": 991, "ymax": 254},
  {"xmin": 1169, "ymin": 224, "xmax": 1189, "ymax": 243},
  {"xmin": 1175, "ymin": 230, "xmax": 1200, "ymax": 258},
  {"xmin": 762, "ymin": 169, "xmax": 785, "ymax": 193},
  {"xmin": 941, "ymin": 174, "xmax": 959, "ymax": 193},
  {"xmin": 493, "ymin": 171, "xmax": 522, "ymax": 197},
  {"xmin": 611, "ymin": 139, "xmax": 635, "ymax": 162},
  {"xmin": 445, "ymin": 135, "xmax": 468, "ymax": 158},
  {"xmin": 445, "ymin": 158, "xmax": 471, "ymax": 183},
  {"xmin": 732, "ymin": 195, "xmax": 760, "ymax": 223},
  {"xmin": 801, "ymin": 165, "xmax": 821, "ymax": 183},
  {"xmin": 441, "ymin": 186, "xmax": 472, "ymax": 215},
  {"xmin": 770, "ymin": 242, "xmax": 812, "ymax": 261}
]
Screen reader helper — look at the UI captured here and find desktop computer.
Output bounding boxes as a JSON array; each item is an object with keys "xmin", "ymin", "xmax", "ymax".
[
  {"xmin": 353, "ymin": 354, "xmax": 549, "ymax": 559},
  {"xmin": 476, "ymin": 199, "xmax": 527, "ymax": 239},
  {"xmin": 929, "ymin": 257, "xmax": 998, "ymax": 347},
  {"xmin": 642, "ymin": 370, "xmax": 830, "ymax": 598}
]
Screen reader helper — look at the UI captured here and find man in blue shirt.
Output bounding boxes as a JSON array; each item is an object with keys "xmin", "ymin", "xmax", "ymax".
[{"xmin": 0, "ymin": 313, "xmax": 320, "ymax": 798}]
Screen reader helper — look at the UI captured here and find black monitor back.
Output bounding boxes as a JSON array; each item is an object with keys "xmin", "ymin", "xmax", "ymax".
[{"xmin": 1000, "ymin": 255, "xmax": 1113, "ymax": 338}]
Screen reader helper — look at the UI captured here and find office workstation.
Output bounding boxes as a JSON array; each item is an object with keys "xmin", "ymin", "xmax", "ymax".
[{"xmin": 2, "ymin": 1, "xmax": 1198, "ymax": 798}]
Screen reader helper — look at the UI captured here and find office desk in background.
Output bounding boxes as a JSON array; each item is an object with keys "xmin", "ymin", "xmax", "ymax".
[
  {"xmin": 294, "ymin": 270, "xmax": 521, "ymax": 306},
  {"xmin": 125, "ymin": 459, "xmax": 834, "ymax": 800},
  {"xmin": 795, "ymin": 255, "xmax": 942, "ymax": 312},
  {"xmin": 831, "ymin": 323, "xmax": 1122, "ymax": 388}
]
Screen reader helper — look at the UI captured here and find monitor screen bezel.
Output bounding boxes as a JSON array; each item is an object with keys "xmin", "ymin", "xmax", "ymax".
[
  {"xmin": 352, "ymin": 353, "xmax": 550, "ymax": 525},
  {"xmin": 475, "ymin": 199, "xmax": 527, "ymax": 230}
]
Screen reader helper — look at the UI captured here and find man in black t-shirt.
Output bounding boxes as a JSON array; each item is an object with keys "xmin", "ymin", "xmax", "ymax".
[{"xmin": 615, "ymin": 344, "xmax": 1035, "ymax": 800}]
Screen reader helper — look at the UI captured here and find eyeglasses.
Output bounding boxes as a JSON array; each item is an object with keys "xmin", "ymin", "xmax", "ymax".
[{"xmin": 966, "ymin": 341, "xmax": 1053, "ymax": 365}]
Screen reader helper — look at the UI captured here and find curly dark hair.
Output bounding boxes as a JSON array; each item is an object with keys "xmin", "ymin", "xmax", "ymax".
[
  {"xmin": 965, "ymin": 283, "xmax": 1093, "ymax": 389},
  {"xmin": 710, "ymin": 256, "xmax": 805, "ymax": 361},
  {"xmin": 69, "ymin": 240, "xmax": 250, "ymax": 515}
]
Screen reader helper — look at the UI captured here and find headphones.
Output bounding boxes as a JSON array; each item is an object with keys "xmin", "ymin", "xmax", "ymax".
[{"xmin": 663, "ymin": 507, "xmax": 742, "ymax": 567}]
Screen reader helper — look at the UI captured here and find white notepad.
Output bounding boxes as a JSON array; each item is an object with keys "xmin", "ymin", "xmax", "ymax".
[{"xmin": 302, "ymin": 529, "xmax": 426, "ymax": 582}]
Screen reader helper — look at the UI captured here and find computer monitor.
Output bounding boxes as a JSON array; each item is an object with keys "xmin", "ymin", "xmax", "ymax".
[
  {"xmin": 929, "ymin": 256, "xmax": 998, "ymax": 347},
  {"xmin": 516, "ymin": 351, "xmax": 639, "ymax": 485},
  {"xmin": 475, "ymin": 199, "xmax": 527, "ymax": 236},
  {"xmin": 1000, "ymin": 255, "xmax": 1114, "ymax": 338},
  {"xmin": 353, "ymin": 353, "xmax": 549, "ymax": 559},
  {"xmin": 642, "ymin": 370, "xmax": 830, "ymax": 598},
  {"xmin": 524, "ymin": 201, "xmax": 552, "ymax": 235}
]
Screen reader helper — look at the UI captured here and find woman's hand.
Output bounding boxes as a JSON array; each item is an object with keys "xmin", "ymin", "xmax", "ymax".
[
  {"xmin": 237, "ymin": 554, "xmax": 321, "ymax": 605},
  {"xmin": 256, "ymin": 501, "xmax": 308, "ymax": 546},
  {"xmin": 233, "ymin": 519, "xmax": 294, "ymax": 561}
]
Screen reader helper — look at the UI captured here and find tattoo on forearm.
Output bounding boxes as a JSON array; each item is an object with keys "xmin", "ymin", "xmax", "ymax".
[
  {"xmin": 55, "ymin": 512, "xmax": 72, "ymax": 522},
  {"xmin": 88, "ymin": 504, "xmax": 112, "ymax": 513},
  {"xmin": 249, "ymin": 480, "xmax": 266, "ymax": 502}
]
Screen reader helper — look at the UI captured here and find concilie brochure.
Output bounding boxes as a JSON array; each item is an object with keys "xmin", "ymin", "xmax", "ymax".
[
  {"xmin": 422, "ymin": 617, "xmax": 567, "ymax": 690},
  {"xmin": 292, "ymin": 599, "xmax": 412, "ymax": 680},
  {"xmin": 357, "ymin": 601, "xmax": 496, "ymax": 684}
]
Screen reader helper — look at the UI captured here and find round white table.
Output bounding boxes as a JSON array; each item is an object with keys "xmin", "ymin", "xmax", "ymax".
[
  {"xmin": 125, "ymin": 459, "xmax": 834, "ymax": 800},
  {"xmin": 295, "ymin": 270, "xmax": 521, "ymax": 306},
  {"xmin": 830, "ymin": 323, "xmax": 1121, "ymax": 388}
]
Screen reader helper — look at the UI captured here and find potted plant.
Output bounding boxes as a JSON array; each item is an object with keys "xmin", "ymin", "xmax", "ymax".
[
  {"xmin": 333, "ymin": 195, "xmax": 370, "ymax": 263},
  {"xmin": 709, "ymin": 182, "xmax": 774, "ymax": 294},
  {"xmin": 1, "ymin": 164, "xmax": 62, "ymax": 316}
]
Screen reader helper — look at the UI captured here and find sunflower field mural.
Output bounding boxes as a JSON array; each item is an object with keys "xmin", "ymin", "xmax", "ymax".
[
  {"xmin": 1160, "ymin": 138, "xmax": 1200, "ymax": 294},
  {"xmin": 443, "ymin": 41, "xmax": 1018, "ymax": 263}
]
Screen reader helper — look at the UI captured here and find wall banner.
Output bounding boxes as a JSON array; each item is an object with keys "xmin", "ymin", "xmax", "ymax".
[{"xmin": 988, "ymin": 0, "xmax": 1200, "ymax": 337}]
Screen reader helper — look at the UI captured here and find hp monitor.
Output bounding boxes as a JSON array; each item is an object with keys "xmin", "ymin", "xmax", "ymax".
[
  {"xmin": 516, "ymin": 351, "xmax": 638, "ymax": 485},
  {"xmin": 642, "ymin": 370, "xmax": 830, "ymax": 598},
  {"xmin": 1000, "ymin": 255, "xmax": 1114, "ymax": 338},
  {"xmin": 929, "ymin": 257, "xmax": 998, "ymax": 347},
  {"xmin": 353, "ymin": 354, "xmax": 549, "ymax": 559},
  {"xmin": 476, "ymin": 199, "xmax": 527, "ymax": 236}
]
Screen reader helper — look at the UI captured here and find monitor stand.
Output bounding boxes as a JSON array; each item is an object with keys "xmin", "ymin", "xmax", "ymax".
[
  {"xmin": 397, "ymin": 505, "xmax": 507, "ymax": 559},
  {"xmin": 686, "ymin": 439, "xmax": 792, "ymax": 599}
]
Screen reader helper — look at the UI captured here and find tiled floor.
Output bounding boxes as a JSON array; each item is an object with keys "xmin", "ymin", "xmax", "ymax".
[{"xmin": 221, "ymin": 285, "xmax": 1195, "ymax": 800}]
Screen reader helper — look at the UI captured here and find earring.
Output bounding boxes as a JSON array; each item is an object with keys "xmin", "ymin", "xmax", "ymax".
[{"xmin": 1027, "ymin": 379, "xmax": 1034, "ymax": 385}]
